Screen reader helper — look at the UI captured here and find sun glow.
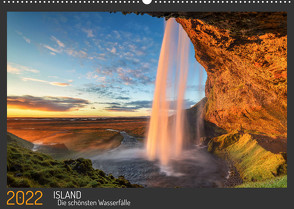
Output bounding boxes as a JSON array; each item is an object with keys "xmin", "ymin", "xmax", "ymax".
[{"xmin": 7, "ymin": 106, "xmax": 149, "ymax": 118}]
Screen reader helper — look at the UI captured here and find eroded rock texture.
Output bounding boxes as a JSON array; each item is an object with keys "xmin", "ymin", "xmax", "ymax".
[{"xmin": 175, "ymin": 12, "xmax": 287, "ymax": 137}]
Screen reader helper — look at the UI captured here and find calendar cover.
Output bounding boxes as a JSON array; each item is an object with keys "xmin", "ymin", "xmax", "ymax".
[{"xmin": 0, "ymin": 1, "xmax": 291, "ymax": 208}]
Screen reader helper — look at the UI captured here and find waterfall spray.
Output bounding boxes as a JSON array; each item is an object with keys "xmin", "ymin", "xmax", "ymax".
[
  {"xmin": 146, "ymin": 18, "xmax": 190, "ymax": 166},
  {"xmin": 195, "ymin": 66, "xmax": 205, "ymax": 144},
  {"xmin": 174, "ymin": 23, "xmax": 190, "ymax": 157}
]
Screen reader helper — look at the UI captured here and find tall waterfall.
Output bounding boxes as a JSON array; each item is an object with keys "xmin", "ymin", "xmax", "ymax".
[{"xmin": 146, "ymin": 18, "xmax": 190, "ymax": 166}]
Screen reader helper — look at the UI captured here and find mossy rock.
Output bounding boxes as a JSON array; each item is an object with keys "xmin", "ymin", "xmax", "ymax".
[
  {"xmin": 7, "ymin": 142, "xmax": 143, "ymax": 188},
  {"xmin": 209, "ymin": 131, "xmax": 287, "ymax": 183},
  {"xmin": 235, "ymin": 175, "xmax": 287, "ymax": 188},
  {"xmin": 7, "ymin": 174, "xmax": 31, "ymax": 188}
]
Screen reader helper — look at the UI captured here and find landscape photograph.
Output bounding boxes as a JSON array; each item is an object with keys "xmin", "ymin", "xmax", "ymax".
[{"xmin": 7, "ymin": 12, "xmax": 287, "ymax": 188}]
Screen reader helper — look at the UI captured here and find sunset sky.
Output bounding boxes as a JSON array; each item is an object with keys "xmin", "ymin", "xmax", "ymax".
[{"xmin": 7, "ymin": 12, "xmax": 206, "ymax": 117}]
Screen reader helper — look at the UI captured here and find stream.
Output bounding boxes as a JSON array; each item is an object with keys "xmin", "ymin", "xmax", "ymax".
[{"xmin": 91, "ymin": 130, "xmax": 230, "ymax": 188}]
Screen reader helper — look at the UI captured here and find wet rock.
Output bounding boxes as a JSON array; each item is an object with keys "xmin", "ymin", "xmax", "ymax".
[{"xmin": 199, "ymin": 137, "xmax": 210, "ymax": 145}]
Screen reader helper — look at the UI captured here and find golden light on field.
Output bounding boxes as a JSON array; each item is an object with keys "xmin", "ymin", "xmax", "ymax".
[{"xmin": 7, "ymin": 106, "xmax": 149, "ymax": 118}]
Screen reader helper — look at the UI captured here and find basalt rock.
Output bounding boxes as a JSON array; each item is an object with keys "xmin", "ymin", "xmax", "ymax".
[{"xmin": 175, "ymin": 12, "xmax": 287, "ymax": 137}]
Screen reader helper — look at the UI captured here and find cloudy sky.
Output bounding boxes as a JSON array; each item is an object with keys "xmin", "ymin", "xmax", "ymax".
[{"xmin": 7, "ymin": 12, "xmax": 206, "ymax": 117}]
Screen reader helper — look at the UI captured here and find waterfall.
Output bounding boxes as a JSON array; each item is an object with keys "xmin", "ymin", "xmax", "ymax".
[{"xmin": 146, "ymin": 18, "xmax": 190, "ymax": 166}]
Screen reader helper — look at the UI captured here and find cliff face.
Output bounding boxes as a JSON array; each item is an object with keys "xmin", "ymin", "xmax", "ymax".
[{"xmin": 176, "ymin": 12, "xmax": 287, "ymax": 137}]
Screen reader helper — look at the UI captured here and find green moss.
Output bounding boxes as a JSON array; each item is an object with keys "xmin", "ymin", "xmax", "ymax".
[
  {"xmin": 7, "ymin": 132, "xmax": 34, "ymax": 149},
  {"xmin": 7, "ymin": 173, "xmax": 32, "ymax": 188},
  {"xmin": 208, "ymin": 130, "xmax": 240, "ymax": 152},
  {"xmin": 7, "ymin": 143, "xmax": 142, "ymax": 188},
  {"xmin": 235, "ymin": 175, "xmax": 287, "ymax": 188},
  {"xmin": 208, "ymin": 131, "xmax": 287, "ymax": 183}
]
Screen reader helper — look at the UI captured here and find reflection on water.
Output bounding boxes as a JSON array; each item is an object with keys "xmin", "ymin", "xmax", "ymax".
[{"xmin": 91, "ymin": 131, "xmax": 228, "ymax": 188}]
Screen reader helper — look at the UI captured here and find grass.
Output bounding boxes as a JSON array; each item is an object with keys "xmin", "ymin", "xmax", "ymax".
[
  {"xmin": 235, "ymin": 175, "xmax": 287, "ymax": 188},
  {"xmin": 7, "ymin": 143, "xmax": 142, "ymax": 188},
  {"xmin": 208, "ymin": 130, "xmax": 287, "ymax": 187},
  {"xmin": 7, "ymin": 132, "xmax": 34, "ymax": 150}
]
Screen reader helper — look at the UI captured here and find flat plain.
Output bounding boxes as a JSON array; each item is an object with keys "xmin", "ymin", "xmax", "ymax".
[{"xmin": 7, "ymin": 118, "xmax": 148, "ymax": 154}]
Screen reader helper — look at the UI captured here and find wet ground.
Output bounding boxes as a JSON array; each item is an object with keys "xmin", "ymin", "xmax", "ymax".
[{"xmin": 91, "ymin": 131, "xmax": 234, "ymax": 188}]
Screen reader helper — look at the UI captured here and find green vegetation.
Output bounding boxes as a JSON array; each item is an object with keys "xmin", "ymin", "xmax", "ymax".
[
  {"xmin": 7, "ymin": 132, "xmax": 34, "ymax": 150},
  {"xmin": 208, "ymin": 131, "xmax": 287, "ymax": 187},
  {"xmin": 236, "ymin": 175, "xmax": 287, "ymax": 188},
  {"xmin": 7, "ymin": 141, "xmax": 142, "ymax": 188}
]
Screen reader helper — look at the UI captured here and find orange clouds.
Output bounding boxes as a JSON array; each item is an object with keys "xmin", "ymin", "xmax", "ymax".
[
  {"xmin": 7, "ymin": 95, "xmax": 90, "ymax": 112},
  {"xmin": 22, "ymin": 77, "xmax": 71, "ymax": 87},
  {"xmin": 49, "ymin": 82, "xmax": 70, "ymax": 87}
]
